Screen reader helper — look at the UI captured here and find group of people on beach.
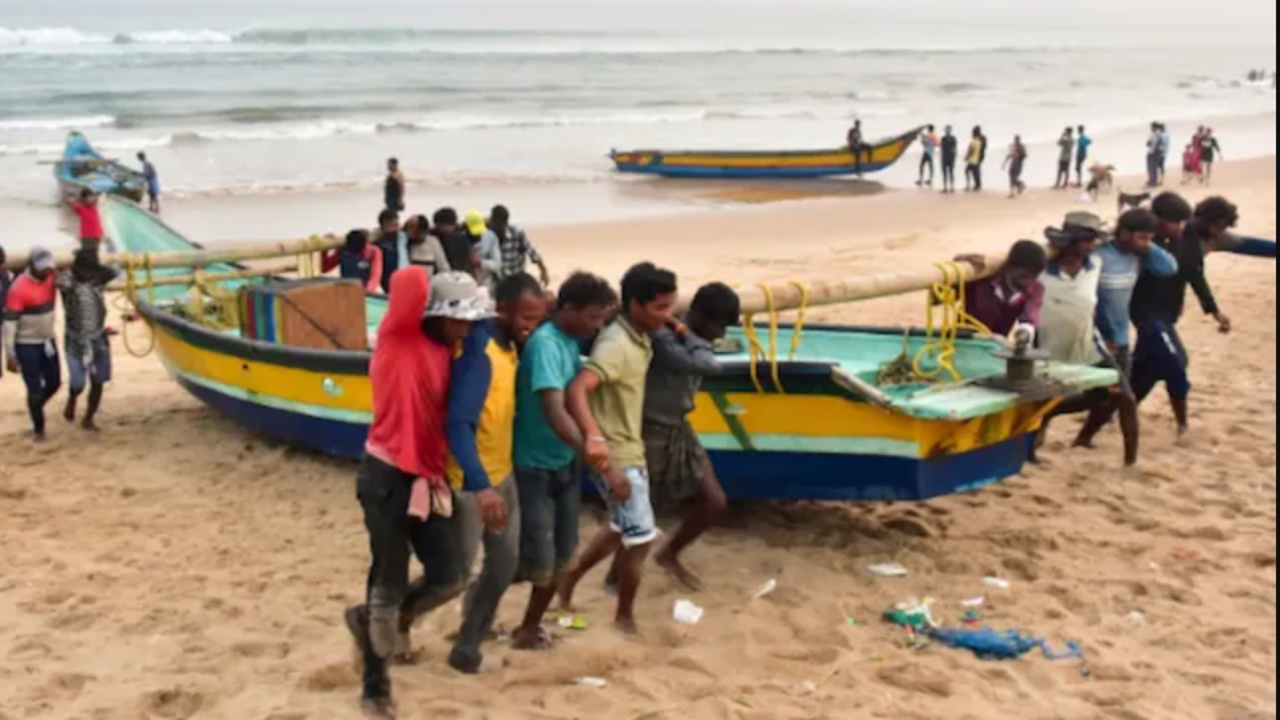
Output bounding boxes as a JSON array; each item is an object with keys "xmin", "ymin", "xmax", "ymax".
[
  {"xmin": 958, "ymin": 192, "xmax": 1272, "ymax": 466},
  {"xmin": 1, "ymin": 190, "xmax": 117, "ymax": 441},
  {"xmin": 337, "ymin": 164, "xmax": 744, "ymax": 716},
  {"xmin": 909, "ymin": 124, "xmax": 1095, "ymax": 199},
  {"xmin": 908, "ymin": 122, "xmax": 1227, "ymax": 201}
]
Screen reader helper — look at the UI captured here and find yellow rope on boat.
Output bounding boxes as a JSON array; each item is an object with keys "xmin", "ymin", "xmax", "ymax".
[
  {"xmin": 119, "ymin": 253, "xmax": 157, "ymax": 359},
  {"xmin": 912, "ymin": 261, "xmax": 994, "ymax": 383},
  {"xmin": 742, "ymin": 282, "xmax": 812, "ymax": 394},
  {"xmin": 788, "ymin": 280, "xmax": 810, "ymax": 361}
]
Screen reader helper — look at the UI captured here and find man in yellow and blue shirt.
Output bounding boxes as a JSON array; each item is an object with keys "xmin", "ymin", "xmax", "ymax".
[{"xmin": 445, "ymin": 272, "xmax": 547, "ymax": 674}]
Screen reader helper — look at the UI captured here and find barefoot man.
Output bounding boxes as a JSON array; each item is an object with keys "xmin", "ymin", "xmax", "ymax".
[
  {"xmin": 510, "ymin": 272, "xmax": 617, "ymax": 652},
  {"xmin": 560, "ymin": 263, "xmax": 678, "ymax": 634},
  {"xmin": 642, "ymin": 282, "xmax": 741, "ymax": 591}
]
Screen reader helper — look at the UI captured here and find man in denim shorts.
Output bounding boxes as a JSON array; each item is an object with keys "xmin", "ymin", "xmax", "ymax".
[
  {"xmin": 560, "ymin": 263, "xmax": 678, "ymax": 634},
  {"xmin": 509, "ymin": 272, "xmax": 616, "ymax": 651}
]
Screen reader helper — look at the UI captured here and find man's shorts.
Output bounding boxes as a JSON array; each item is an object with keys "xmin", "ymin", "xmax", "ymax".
[
  {"xmin": 1134, "ymin": 321, "xmax": 1191, "ymax": 399},
  {"xmin": 67, "ymin": 337, "xmax": 112, "ymax": 393},
  {"xmin": 592, "ymin": 466, "xmax": 657, "ymax": 549},
  {"xmin": 515, "ymin": 464, "xmax": 582, "ymax": 588}
]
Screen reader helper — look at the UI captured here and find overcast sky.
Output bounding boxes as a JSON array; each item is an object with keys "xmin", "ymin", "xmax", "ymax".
[{"xmin": 3, "ymin": 0, "xmax": 1277, "ymax": 46}]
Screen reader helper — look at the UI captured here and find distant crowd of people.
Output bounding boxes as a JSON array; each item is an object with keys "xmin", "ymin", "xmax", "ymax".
[{"xmin": 893, "ymin": 122, "xmax": 1228, "ymax": 201}]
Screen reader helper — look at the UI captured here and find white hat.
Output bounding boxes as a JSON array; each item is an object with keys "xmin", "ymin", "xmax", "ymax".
[{"xmin": 426, "ymin": 272, "xmax": 494, "ymax": 321}]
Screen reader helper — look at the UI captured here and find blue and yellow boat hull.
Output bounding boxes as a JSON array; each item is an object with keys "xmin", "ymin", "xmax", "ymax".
[
  {"xmin": 610, "ymin": 127, "xmax": 920, "ymax": 179},
  {"xmin": 140, "ymin": 305, "xmax": 1111, "ymax": 502}
]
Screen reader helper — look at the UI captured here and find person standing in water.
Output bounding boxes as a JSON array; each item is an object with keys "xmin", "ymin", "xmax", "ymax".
[
  {"xmin": 559, "ymin": 263, "xmax": 679, "ymax": 634},
  {"xmin": 58, "ymin": 248, "xmax": 119, "ymax": 432},
  {"xmin": 385, "ymin": 158, "xmax": 406, "ymax": 213},
  {"xmin": 940, "ymin": 125, "xmax": 959, "ymax": 194},
  {"xmin": 138, "ymin": 152, "xmax": 161, "ymax": 214}
]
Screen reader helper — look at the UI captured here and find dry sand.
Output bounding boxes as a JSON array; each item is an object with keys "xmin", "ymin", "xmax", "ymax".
[{"xmin": 1, "ymin": 158, "xmax": 1276, "ymax": 720}]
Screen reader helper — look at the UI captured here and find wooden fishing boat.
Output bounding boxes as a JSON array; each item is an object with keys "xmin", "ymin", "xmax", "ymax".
[
  {"xmin": 54, "ymin": 131, "xmax": 147, "ymax": 204},
  {"xmin": 106, "ymin": 198, "xmax": 1118, "ymax": 502},
  {"xmin": 609, "ymin": 127, "xmax": 921, "ymax": 179}
]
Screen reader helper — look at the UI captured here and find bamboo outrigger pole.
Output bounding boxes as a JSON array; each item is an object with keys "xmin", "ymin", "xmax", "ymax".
[
  {"xmin": 704, "ymin": 253, "xmax": 1006, "ymax": 317},
  {"xmin": 105, "ymin": 261, "xmax": 300, "ymax": 292},
  {"xmin": 13, "ymin": 236, "xmax": 343, "ymax": 273}
]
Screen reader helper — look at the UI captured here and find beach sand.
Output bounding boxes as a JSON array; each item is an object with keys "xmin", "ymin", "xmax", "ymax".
[{"xmin": 1, "ymin": 158, "xmax": 1275, "ymax": 720}]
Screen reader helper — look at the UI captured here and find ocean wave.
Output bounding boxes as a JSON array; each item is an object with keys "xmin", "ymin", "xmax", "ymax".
[
  {"xmin": 0, "ymin": 115, "xmax": 116, "ymax": 131},
  {"xmin": 1, "ymin": 25, "xmax": 1067, "ymax": 57}
]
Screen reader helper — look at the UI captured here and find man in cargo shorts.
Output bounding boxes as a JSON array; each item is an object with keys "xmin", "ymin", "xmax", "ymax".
[{"xmin": 559, "ymin": 263, "xmax": 678, "ymax": 634}]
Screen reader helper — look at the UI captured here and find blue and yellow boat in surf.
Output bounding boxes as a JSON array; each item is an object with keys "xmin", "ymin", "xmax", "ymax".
[
  {"xmin": 609, "ymin": 127, "xmax": 921, "ymax": 179},
  {"xmin": 105, "ymin": 198, "xmax": 1118, "ymax": 503}
]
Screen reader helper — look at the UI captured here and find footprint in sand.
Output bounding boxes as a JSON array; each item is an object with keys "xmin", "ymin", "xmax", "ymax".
[
  {"xmin": 883, "ymin": 234, "xmax": 921, "ymax": 250},
  {"xmin": 142, "ymin": 688, "xmax": 205, "ymax": 720}
]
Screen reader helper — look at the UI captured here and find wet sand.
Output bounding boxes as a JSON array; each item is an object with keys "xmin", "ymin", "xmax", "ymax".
[{"xmin": 0, "ymin": 157, "xmax": 1275, "ymax": 720}]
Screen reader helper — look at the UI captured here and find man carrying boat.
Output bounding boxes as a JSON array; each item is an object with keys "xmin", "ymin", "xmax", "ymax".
[
  {"xmin": 488, "ymin": 206, "xmax": 551, "ymax": 288},
  {"xmin": 58, "ymin": 248, "xmax": 120, "ymax": 432},
  {"xmin": 69, "ymin": 190, "xmax": 105, "ymax": 251},
  {"xmin": 643, "ymin": 282, "xmax": 741, "ymax": 592},
  {"xmin": 444, "ymin": 272, "xmax": 547, "ymax": 674},
  {"xmin": 3, "ymin": 248, "xmax": 62, "ymax": 442},
  {"xmin": 322, "ymin": 230, "xmax": 384, "ymax": 294},
  {"xmin": 373, "ymin": 210, "xmax": 409, "ymax": 295},
  {"xmin": 955, "ymin": 240, "xmax": 1047, "ymax": 338},
  {"xmin": 344, "ymin": 268, "xmax": 472, "ymax": 717},
  {"xmin": 559, "ymin": 263, "xmax": 679, "ymax": 634},
  {"xmin": 1078, "ymin": 195, "xmax": 1234, "ymax": 441},
  {"xmin": 510, "ymin": 272, "xmax": 617, "ymax": 652}
]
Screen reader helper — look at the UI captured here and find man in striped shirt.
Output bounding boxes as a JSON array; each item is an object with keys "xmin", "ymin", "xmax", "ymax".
[
  {"xmin": 3, "ymin": 247, "xmax": 62, "ymax": 441},
  {"xmin": 58, "ymin": 248, "xmax": 120, "ymax": 432}
]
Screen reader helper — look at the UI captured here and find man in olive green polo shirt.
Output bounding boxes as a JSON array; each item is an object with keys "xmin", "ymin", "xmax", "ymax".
[{"xmin": 562, "ymin": 262, "xmax": 678, "ymax": 634}]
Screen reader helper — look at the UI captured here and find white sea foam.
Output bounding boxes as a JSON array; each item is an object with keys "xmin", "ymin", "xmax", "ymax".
[{"xmin": 0, "ymin": 115, "xmax": 117, "ymax": 131}]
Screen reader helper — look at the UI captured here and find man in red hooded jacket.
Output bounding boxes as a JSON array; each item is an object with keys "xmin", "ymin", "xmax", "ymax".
[{"xmin": 344, "ymin": 267, "xmax": 475, "ymax": 717}]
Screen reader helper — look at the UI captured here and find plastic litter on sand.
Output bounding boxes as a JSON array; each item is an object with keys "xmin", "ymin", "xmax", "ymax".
[
  {"xmin": 674, "ymin": 600, "xmax": 706, "ymax": 626},
  {"xmin": 983, "ymin": 577, "xmax": 1013, "ymax": 590},
  {"xmin": 869, "ymin": 563, "xmax": 910, "ymax": 578},
  {"xmin": 749, "ymin": 579, "xmax": 778, "ymax": 600},
  {"xmin": 575, "ymin": 677, "xmax": 608, "ymax": 689}
]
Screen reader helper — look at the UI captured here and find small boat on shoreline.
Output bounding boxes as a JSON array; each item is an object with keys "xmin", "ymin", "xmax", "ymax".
[
  {"xmin": 53, "ymin": 131, "xmax": 147, "ymax": 204},
  {"xmin": 609, "ymin": 127, "xmax": 921, "ymax": 179},
  {"xmin": 104, "ymin": 198, "xmax": 1119, "ymax": 503}
]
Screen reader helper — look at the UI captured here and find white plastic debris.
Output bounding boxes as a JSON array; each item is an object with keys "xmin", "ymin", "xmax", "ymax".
[
  {"xmin": 868, "ymin": 563, "xmax": 910, "ymax": 578},
  {"xmin": 749, "ymin": 579, "xmax": 779, "ymax": 600},
  {"xmin": 575, "ymin": 677, "xmax": 608, "ymax": 689},
  {"xmin": 983, "ymin": 577, "xmax": 1012, "ymax": 590},
  {"xmin": 673, "ymin": 600, "xmax": 706, "ymax": 626},
  {"xmin": 961, "ymin": 597, "xmax": 987, "ymax": 608},
  {"xmin": 1127, "ymin": 611, "xmax": 1147, "ymax": 626}
]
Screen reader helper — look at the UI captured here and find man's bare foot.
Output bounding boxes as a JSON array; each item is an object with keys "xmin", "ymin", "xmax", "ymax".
[
  {"xmin": 614, "ymin": 616, "xmax": 640, "ymax": 636},
  {"xmin": 64, "ymin": 402, "xmax": 76, "ymax": 423},
  {"xmin": 657, "ymin": 551, "xmax": 704, "ymax": 593},
  {"xmin": 1073, "ymin": 438, "xmax": 1096, "ymax": 450},
  {"xmin": 32, "ymin": 431, "xmax": 47, "ymax": 444},
  {"xmin": 1178, "ymin": 424, "xmax": 1190, "ymax": 437},
  {"xmin": 511, "ymin": 626, "xmax": 555, "ymax": 652},
  {"xmin": 81, "ymin": 420, "xmax": 101, "ymax": 433}
]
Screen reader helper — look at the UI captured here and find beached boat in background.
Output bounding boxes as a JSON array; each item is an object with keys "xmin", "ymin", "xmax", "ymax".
[
  {"xmin": 609, "ymin": 127, "xmax": 921, "ymax": 179},
  {"xmin": 105, "ymin": 198, "xmax": 1117, "ymax": 502},
  {"xmin": 54, "ymin": 132, "xmax": 147, "ymax": 204}
]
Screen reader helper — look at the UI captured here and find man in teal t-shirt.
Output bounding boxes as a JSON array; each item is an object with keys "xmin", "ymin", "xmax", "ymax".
[
  {"xmin": 510, "ymin": 272, "xmax": 615, "ymax": 652},
  {"xmin": 1075, "ymin": 125, "xmax": 1093, "ymax": 188}
]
